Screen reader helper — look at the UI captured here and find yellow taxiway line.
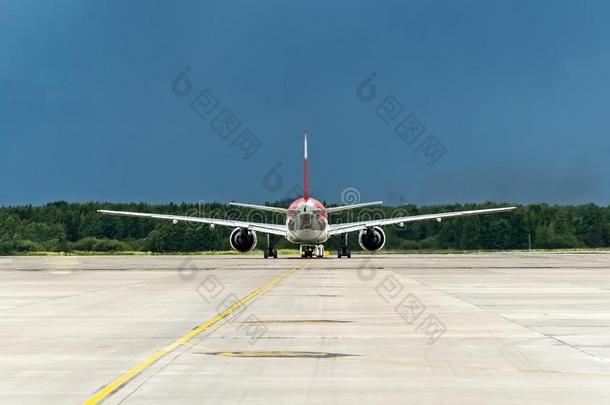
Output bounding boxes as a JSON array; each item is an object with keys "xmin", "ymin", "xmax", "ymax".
[{"xmin": 82, "ymin": 264, "xmax": 301, "ymax": 405}]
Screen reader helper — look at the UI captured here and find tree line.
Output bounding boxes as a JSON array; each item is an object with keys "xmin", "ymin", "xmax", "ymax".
[{"xmin": 0, "ymin": 201, "xmax": 609, "ymax": 254}]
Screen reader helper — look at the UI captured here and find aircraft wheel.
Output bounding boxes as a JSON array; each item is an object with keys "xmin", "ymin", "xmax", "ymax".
[
  {"xmin": 263, "ymin": 251, "xmax": 268, "ymax": 259},
  {"xmin": 346, "ymin": 250, "xmax": 352, "ymax": 258},
  {"xmin": 273, "ymin": 250, "xmax": 278, "ymax": 259}
]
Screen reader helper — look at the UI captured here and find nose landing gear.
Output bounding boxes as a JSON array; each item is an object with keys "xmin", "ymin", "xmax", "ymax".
[{"xmin": 300, "ymin": 244, "xmax": 325, "ymax": 258}]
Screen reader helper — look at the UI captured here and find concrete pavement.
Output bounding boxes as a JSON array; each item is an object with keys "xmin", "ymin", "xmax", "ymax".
[{"xmin": 1, "ymin": 253, "xmax": 610, "ymax": 404}]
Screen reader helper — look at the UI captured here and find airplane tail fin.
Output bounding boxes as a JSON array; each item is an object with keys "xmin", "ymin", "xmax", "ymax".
[{"xmin": 304, "ymin": 130, "xmax": 309, "ymax": 200}]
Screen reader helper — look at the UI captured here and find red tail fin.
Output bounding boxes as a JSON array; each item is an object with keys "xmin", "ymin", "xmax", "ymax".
[{"xmin": 304, "ymin": 130, "xmax": 309, "ymax": 200}]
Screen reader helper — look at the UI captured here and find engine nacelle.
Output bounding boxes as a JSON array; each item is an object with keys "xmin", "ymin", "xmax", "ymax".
[
  {"xmin": 229, "ymin": 227, "xmax": 257, "ymax": 252},
  {"xmin": 358, "ymin": 226, "xmax": 386, "ymax": 252}
]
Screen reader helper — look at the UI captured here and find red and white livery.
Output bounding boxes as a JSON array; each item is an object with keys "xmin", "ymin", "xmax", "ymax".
[{"xmin": 99, "ymin": 131, "xmax": 516, "ymax": 258}]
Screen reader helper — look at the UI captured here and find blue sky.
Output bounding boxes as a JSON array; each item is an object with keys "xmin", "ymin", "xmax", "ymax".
[{"xmin": 2, "ymin": 0, "xmax": 610, "ymax": 206}]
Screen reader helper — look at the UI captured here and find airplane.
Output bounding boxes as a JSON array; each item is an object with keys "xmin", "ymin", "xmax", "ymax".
[{"xmin": 98, "ymin": 131, "xmax": 516, "ymax": 258}]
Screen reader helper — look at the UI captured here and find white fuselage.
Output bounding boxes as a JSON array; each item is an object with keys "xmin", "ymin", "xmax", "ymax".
[{"xmin": 285, "ymin": 198, "xmax": 329, "ymax": 244}]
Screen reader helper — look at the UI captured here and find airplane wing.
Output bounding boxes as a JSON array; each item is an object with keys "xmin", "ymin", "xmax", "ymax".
[
  {"xmin": 97, "ymin": 210, "xmax": 287, "ymax": 236},
  {"xmin": 228, "ymin": 202, "xmax": 288, "ymax": 214},
  {"xmin": 326, "ymin": 201, "xmax": 384, "ymax": 213},
  {"xmin": 328, "ymin": 206, "xmax": 517, "ymax": 236}
]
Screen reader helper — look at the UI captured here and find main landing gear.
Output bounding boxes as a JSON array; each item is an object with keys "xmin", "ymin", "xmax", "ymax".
[
  {"xmin": 263, "ymin": 234, "xmax": 278, "ymax": 259},
  {"xmin": 300, "ymin": 244, "xmax": 325, "ymax": 258},
  {"xmin": 338, "ymin": 233, "xmax": 351, "ymax": 258}
]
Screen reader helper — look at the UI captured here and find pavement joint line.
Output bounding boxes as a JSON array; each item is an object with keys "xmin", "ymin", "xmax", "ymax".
[
  {"xmin": 81, "ymin": 263, "xmax": 302, "ymax": 405},
  {"xmin": 413, "ymin": 276, "xmax": 610, "ymax": 363}
]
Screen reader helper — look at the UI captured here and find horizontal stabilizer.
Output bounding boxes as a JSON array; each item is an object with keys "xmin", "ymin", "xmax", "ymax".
[
  {"xmin": 326, "ymin": 201, "xmax": 383, "ymax": 213},
  {"xmin": 229, "ymin": 202, "xmax": 288, "ymax": 214}
]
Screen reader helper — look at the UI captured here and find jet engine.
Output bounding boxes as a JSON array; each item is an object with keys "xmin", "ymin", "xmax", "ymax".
[
  {"xmin": 358, "ymin": 226, "xmax": 386, "ymax": 252},
  {"xmin": 229, "ymin": 227, "xmax": 257, "ymax": 252}
]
